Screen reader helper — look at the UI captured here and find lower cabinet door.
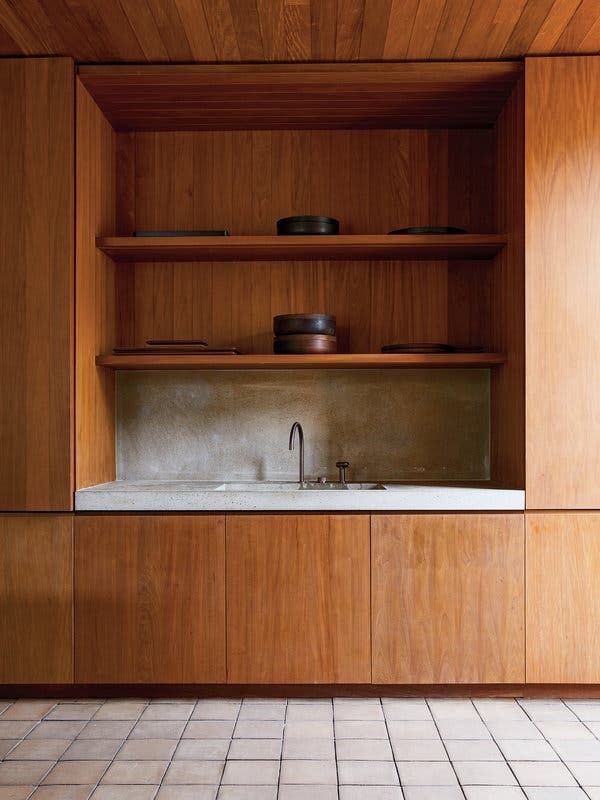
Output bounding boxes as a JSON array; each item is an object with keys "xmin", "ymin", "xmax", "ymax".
[
  {"xmin": 372, "ymin": 514, "xmax": 525, "ymax": 684},
  {"xmin": 226, "ymin": 514, "xmax": 371, "ymax": 683},
  {"xmin": 527, "ymin": 512, "xmax": 600, "ymax": 683},
  {"xmin": 75, "ymin": 514, "xmax": 226, "ymax": 683},
  {"xmin": 0, "ymin": 514, "xmax": 73, "ymax": 684}
]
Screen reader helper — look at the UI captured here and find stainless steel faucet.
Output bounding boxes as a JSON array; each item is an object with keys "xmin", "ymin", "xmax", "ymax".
[{"xmin": 288, "ymin": 421, "xmax": 304, "ymax": 485}]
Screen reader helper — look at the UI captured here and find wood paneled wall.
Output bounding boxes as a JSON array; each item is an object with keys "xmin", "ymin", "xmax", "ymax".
[
  {"xmin": 525, "ymin": 56, "xmax": 600, "ymax": 509},
  {"xmin": 0, "ymin": 58, "xmax": 74, "ymax": 510},
  {"xmin": 75, "ymin": 81, "xmax": 118, "ymax": 490},
  {"xmin": 116, "ymin": 129, "xmax": 493, "ymax": 352}
]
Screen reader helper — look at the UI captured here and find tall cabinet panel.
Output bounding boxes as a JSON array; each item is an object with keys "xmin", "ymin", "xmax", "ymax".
[
  {"xmin": 525, "ymin": 56, "xmax": 600, "ymax": 509},
  {"xmin": 0, "ymin": 58, "xmax": 74, "ymax": 511}
]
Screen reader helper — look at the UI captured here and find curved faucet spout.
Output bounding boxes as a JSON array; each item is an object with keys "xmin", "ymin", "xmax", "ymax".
[{"xmin": 288, "ymin": 421, "xmax": 305, "ymax": 486}]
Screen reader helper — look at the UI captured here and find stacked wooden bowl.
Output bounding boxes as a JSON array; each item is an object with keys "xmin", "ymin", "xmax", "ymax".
[{"xmin": 273, "ymin": 314, "xmax": 337, "ymax": 354}]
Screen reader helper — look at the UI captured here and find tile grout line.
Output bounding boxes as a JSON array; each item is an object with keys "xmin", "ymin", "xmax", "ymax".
[
  {"xmin": 277, "ymin": 697, "xmax": 288, "ymax": 800},
  {"xmin": 150, "ymin": 698, "xmax": 198, "ymax": 800},
  {"xmin": 425, "ymin": 697, "xmax": 468, "ymax": 799},
  {"xmin": 471, "ymin": 697, "xmax": 526, "ymax": 794},
  {"xmin": 379, "ymin": 695, "xmax": 403, "ymax": 796}
]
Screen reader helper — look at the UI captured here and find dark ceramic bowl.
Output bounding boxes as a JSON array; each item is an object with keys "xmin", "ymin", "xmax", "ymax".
[
  {"xmin": 273, "ymin": 313, "xmax": 336, "ymax": 337},
  {"xmin": 277, "ymin": 215, "xmax": 339, "ymax": 235}
]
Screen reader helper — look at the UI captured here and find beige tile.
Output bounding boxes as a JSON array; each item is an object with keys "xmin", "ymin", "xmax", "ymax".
[
  {"xmin": 552, "ymin": 738, "xmax": 600, "ymax": 761},
  {"xmin": 101, "ymin": 760, "xmax": 168, "ymax": 785},
  {"xmin": 0, "ymin": 721, "xmax": 36, "ymax": 739},
  {"xmin": 93, "ymin": 703, "xmax": 147, "ymax": 722},
  {"xmin": 233, "ymin": 721, "xmax": 283, "ymax": 739},
  {"xmin": 138, "ymin": 703, "xmax": 193, "ymax": 721},
  {"xmin": 454, "ymin": 761, "xmax": 518, "ymax": 786},
  {"xmin": 0, "ymin": 787, "xmax": 36, "ymax": 800},
  {"xmin": 91, "ymin": 788, "xmax": 159, "ymax": 800},
  {"xmin": 473, "ymin": 700, "xmax": 529, "ymax": 723},
  {"xmin": 78, "ymin": 722, "xmax": 134, "ymax": 740},
  {"xmin": 285, "ymin": 705, "xmax": 333, "ymax": 722},
  {"xmin": 62, "ymin": 740, "xmax": 123, "ymax": 761},
  {"xmin": 334, "ymin": 721, "xmax": 388, "ymax": 739},
  {"xmin": 116, "ymin": 739, "xmax": 176, "ymax": 760},
  {"xmin": 428, "ymin": 700, "xmax": 478, "ymax": 721},
  {"xmin": 519, "ymin": 700, "xmax": 576, "ymax": 721},
  {"xmin": 335, "ymin": 739, "xmax": 393, "ymax": 761},
  {"xmin": 486, "ymin": 721, "xmax": 543, "ymax": 740},
  {"xmin": 444, "ymin": 739, "xmax": 503, "ymax": 761},
  {"xmin": 163, "ymin": 760, "xmax": 224, "ymax": 784},
  {"xmin": 191, "ymin": 703, "xmax": 240, "ymax": 721},
  {"xmin": 174, "ymin": 739, "xmax": 230, "ymax": 760},
  {"xmin": 280, "ymin": 760, "xmax": 337, "ymax": 784},
  {"xmin": 397, "ymin": 761, "xmax": 459, "ymax": 786},
  {"xmin": 497, "ymin": 740, "xmax": 559, "ymax": 761},
  {"xmin": 221, "ymin": 760, "xmax": 279, "ymax": 785},
  {"xmin": 238, "ymin": 704, "xmax": 286, "ymax": 722},
  {"xmin": 279, "ymin": 788, "xmax": 338, "ymax": 800},
  {"xmin": 27, "ymin": 721, "xmax": 86, "ymax": 739},
  {"xmin": 536, "ymin": 720, "xmax": 594, "ymax": 741},
  {"xmin": 30, "ymin": 788, "xmax": 94, "ymax": 800},
  {"xmin": 436, "ymin": 719, "xmax": 491, "ymax": 740},
  {"xmin": 46, "ymin": 704, "xmax": 101, "ymax": 721},
  {"xmin": 42, "ymin": 760, "xmax": 110, "ymax": 784},
  {"xmin": 338, "ymin": 760, "xmax": 399, "ymax": 785},
  {"xmin": 184, "ymin": 721, "xmax": 235, "ymax": 740},
  {"xmin": 0, "ymin": 739, "xmax": 18, "ymax": 758},
  {"xmin": 0, "ymin": 761, "xmax": 54, "ymax": 785},
  {"xmin": 282, "ymin": 739, "xmax": 335, "ymax": 760},
  {"xmin": 387, "ymin": 721, "xmax": 440, "ymax": 740},
  {"xmin": 6, "ymin": 739, "xmax": 71, "ymax": 760},
  {"xmin": 216, "ymin": 788, "xmax": 276, "ymax": 800},
  {"xmin": 284, "ymin": 722, "xmax": 333, "ymax": 739},
  {"xmin": 130, "ymin": 721, "xmax": 186, "ymax": 740},
  {"xmin": 512, "ymin": 760, "xmax": 578, "ymax": 786},
  {"xmin": 334, "ymin": 702, "xmax": 384, "ymax": 722},
  {"xmin": 391, "ymin": 739, "xmax": 448, "ymax": 761},
  {"xmin": 0, "ymin": 702, "xmax": 56, "ymax": 721},
  {"xmin": 340, "ymin": 789, "xmax": 403, "ymax": 800},
  {"xmin": 157, "ymin": 788, "xmax": 217, "ymax": 800},
  {"xmin": 405, "ymin": 789, "xmax": 465, "ymax": 800},
  {"xmin": 382, "ymin": 699, "xmax": 432, "ymax": 722},
  {"xmin": 227, "ymin": 739, "xmax": 281, "ymax": 760}
]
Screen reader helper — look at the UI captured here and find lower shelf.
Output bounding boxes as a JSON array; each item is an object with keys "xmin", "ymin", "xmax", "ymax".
[{"xmin": 96, "ymin": 352, "xmax": 506, "ymax": 370}]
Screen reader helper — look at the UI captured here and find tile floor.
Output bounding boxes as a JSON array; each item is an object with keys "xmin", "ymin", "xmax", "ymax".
[{"xmin": 2, "ymin": 697, "xmax": 600, "ymax": 798}]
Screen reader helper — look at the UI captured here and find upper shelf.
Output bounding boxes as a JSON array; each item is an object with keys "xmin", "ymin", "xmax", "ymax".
[
  {"xmin": 97, "ymin": 234, "xmax": 507, "ymax": 263},
  {"xmin": 78, "ymin": 62, "xmax": 522, "ymax": 131}
]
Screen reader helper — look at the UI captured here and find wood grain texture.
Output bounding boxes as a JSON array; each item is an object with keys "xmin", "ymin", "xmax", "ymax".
[
  {"xmin": 79, "ymin": 62, "xmax": 521, "ymax": 130},
  {"xmin": 113, "ymin": 128, "xmax": 497, "ymax": 353},
  {"xmin": 74, "ymin": 514, "xmax": 226, "ymax": 684},
  {"xmin": 372, "ymin": 514, "xmax": 525, "ymax": 684},
  {"xmin": 525, "ymin": 57, "xmax": 600, "ymax": 509},
  {"xmin": 0, "ymin": 514, "xmax": 73, "ymax": 683},
  {"xmin": 75, "ymin": 80, "xmax": 118, "ymax": 491},
  {"xmin": 0, "ymin": 58, "xmax": 74, "ymax": 511},
  {"xmin": 1, "ymin": 2, "xmax": 598, "ymax": 61},
  {"xmin": 226, "ymin": 514, "xmax": 371, "ymax": 683},
  {"xmin": 526, "ymin": 513, "xmax": 600, "ymax": 683}
]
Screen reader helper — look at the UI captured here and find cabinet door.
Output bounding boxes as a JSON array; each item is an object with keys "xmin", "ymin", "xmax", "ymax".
[
  {"xmin": 372, "ymin": 514, "xmax": 525, "ymax": 683},
  {"xmin": 0, "ymin": 515, "xmax": 73, "ymax": 683},
  {"xmin": 227, "ymin": 514, "xmax": 370, "ymax": 683},
  {"xmin": 75, "ymin": 515, "xmax": 225, "ymax": 683},
  {"xmin": 0, "ymin": 58, "xmax": 74, "ymax": 511},
  {"xmin": 527, "ymin": 513, "xmax": 600, "ymax": 683},
  {"xmin": 525, "ymin": 56, "xmax": 600, "ymax": 508}
]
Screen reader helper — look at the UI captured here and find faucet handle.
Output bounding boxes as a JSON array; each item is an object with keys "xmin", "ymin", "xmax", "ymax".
[{"xmin": 336, "ymin": 461, "xmax": 350, "ymax": 484}]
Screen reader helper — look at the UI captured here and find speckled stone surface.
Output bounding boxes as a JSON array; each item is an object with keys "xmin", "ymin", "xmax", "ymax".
[{"xmin": 75, "ymin": 480, "xmax": 525, "ymax": 511}]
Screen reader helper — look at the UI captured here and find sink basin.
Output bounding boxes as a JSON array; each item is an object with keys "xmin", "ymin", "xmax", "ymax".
[{"xmin": 214, "ymin": 481, "xmax": 386, "ymax": 491}]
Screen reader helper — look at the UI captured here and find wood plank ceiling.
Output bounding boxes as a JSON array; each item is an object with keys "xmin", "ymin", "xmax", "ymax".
[{"xmin": 0, "ymin": 0, "xmax": 598, "ymax": 62}]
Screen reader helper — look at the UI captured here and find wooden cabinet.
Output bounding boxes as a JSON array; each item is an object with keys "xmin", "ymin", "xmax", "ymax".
[
  {"xmin": 0, "ymin": 58, "xmax": 74, "ymax": 511},
  {"xmin": 0, "ymin": 515, "xmax": 73, "ymax": 683},
  {"xmin": 527, "ymin": 513, "xmax": 600, "ymax": 683},
  {"xmin": 372, "ymin": 514, "xmax": 525, "ymax": 684},
  {"xmin": 226, "ymin": 514, "xmax": 371, "ymax": 683},
  {"xmin": 74, "ymin": 515, "xmax": 226, "ymax": 683},
  {"xmin": 525, "ymin": 56, "xmax": 600, "ymax": 509}
]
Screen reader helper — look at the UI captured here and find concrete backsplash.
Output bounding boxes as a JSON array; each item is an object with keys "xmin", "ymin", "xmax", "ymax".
[{"xmin": 116, "ymin": 369, "xmax": 490, "ymax": 482}]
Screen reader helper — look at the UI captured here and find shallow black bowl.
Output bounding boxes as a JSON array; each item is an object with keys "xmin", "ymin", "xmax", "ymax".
[
  {"xmin": 274, "ymin": 313, "xmax": 336, "ymax": 336},
  {"xmin": 277, "ymin": 215, "xmax": 339, "ymax": 235}
]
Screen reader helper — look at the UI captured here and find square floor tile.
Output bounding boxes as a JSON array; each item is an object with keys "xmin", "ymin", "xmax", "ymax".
[
  {"xmin": 91, "ymin": 788, "xmax": 159, "ymax": 799},
  {"xmin": 552, "ymin": 738, "xmax": 600, "ymax": 760},
  {"xmin": 486, "ymin": 721, "xmax": 543, "ymax": 740},
  {"xmin": 338, "ymin": 760, "xmax": 399, "ymax": 785},
  {"xmin": 174, "ymin": 739, "xmax": 230, "ymax": 760},
  {"xmin": 280, "ymin": 788, "xmax": 338, "ymax": 800},
  {"xmin": 336, "ymin": 738, "xmax": 393, "ymax": 760},
  {"xmin": 474, "ymin": 700, "xmax": 529, "ymax": 722},
  {"xmin": 454, "ymin": 760, "xmax": 518, "ymax": 785},
  {"xmin": 5, "ymin": 738, "xmax": 71, "ymax": 760},
  {"xmin": 29, "ymin": 788, "xmax": 94, "ymax": 800},
  {"xmin": 334, "ymin": 721, "xmax": 388, "ymax": 739},
  {"xmin": 0, "ymin": 761, "xmax": 54, "ymax": 785},
  {"xmin": 92, "ymin": 702, "xmax": 147, "ymax": 722},
  {"xmin": 497, "ymin": 740, "xmax": 559, "ymax": 761},
  {"xmin": 138, "ymin": 703, "xmax": 193, "ymax": 721},
  {"xmin": 46, "ymin": 704, "xmax": 101, "ymax": 721},
  {"xmin": 163, "ymin": 760, "xmax": 224, "ymax": 784},
  {"xmin": 428, "ymin": 700, "xmax": 479, "ymax": 720},
  {"xmin": 216, "ymin": 788, "xmax": 276, "ymax": 800},
  {"xmin": 524, "ymin": 790, "xmax": 588, "ymax": 799},
  {"xmin": 62, "ymin": 739, "xmax": 123, "ymax": 761},
  {"xmin": 445, "ymin": 739, "xmax": 503, "ymax": 761},
  {"xmin": 340, "ymin": 789, "xmax": 403, "ymax": 800},
  {"xmin": 238, "ymin": 703, "xmax": 286, "ymax": 721},
  {"xmin": 156, "ymin": 788, "xmax": 217, "ymax": 800},
  {"xmin": 282, "ymin": 738, "xmax": 336, "ymax": 760},
  {"xmin": 391, "ymin": 739, "xmax": 448, "ymax": 761},
  {"xmin": 115, "ymin": 739, "xmax": 177, "ymax": 760},
  {"xmin": 78, "ymin": 721, "xmax": 134, "ymax": 740},
  {"xmin": 397, "ymin": 761, "xmax": 458, "ymax": 786},
  {"xmin": 436, "ymin": 720, "xmax": 491, "ymax": 740},
  {"xmin": 567, "ymin": 704, "xmax": 600, "ymax": 722},
  {"xmin": 404, "ymin": 789, "xmax": 465, "ymax": 800},
  {"xmin": 0, "ymin": 702, "xmax": 56, "ymax": 721},
  {"xmin": 537, "ymin": 721, "xmax": 594, "ymax": 741},
  {"xmin": 279, "ymin": 760, "xmax": 337, "ymax": 785},
  {"xmin": 334, "ymin": 702, "xmax": 384, "ymax": 721},
  {"xmin": 183, "ymin": 721, "xmax": 236, "ymax": 739},
  {"xmin": 42, "ymin": 760, "xmax": 109, "ymax": 784},
  {"xmin": 518, "ymin": 701, "xmax": 576, "ymax": 722},
  {"xmin": 233, "ymin": 720, "xmax": 283, "ymax": 739},
  {"xmin": 0, "ymin": 740, "xmax": 18, "ymax": 758},
  {"xmin": 382, "ymin": 700, "xmax": 432, "ymax": 721},
  {"xmin": 0, "ymin": 721, "xmax": 36, "ymax": 739},
  {"xmin": 100, "ymin": 760, "xmax": 168, "ymax": 784},
  {"xmin": 227, "ymin": 738, "xmax": 281, "ymax": 760},
  {"xmin": 27, "ymin": 721, "xmax": 86, "ymax": 740},
  {"xmin": 567, "ymin": 761, "xmax": 600, "ymax": 785},
  {"xmin": 191, "ymin": 703, "xmax": 240, "ymax": 721},
  {"xmin": 129, "ymin": 721, "xmax": 186, "ymax": 739},
  {"xmin": 463, "ymin": 789, "xmax": 526, "ymax": 799},
  {"xmin": 221, "ymin": 760, "xmax": 279, "ymax": 785},
  {"xmin": 387, "ymin": 721, "xmax": 440, "ymax": 740},
  {"xmin": 510, "ymin": 760, "xmax": 576, "ymax": 786},
  {"xmin": 286, "ymin": 705, "xmax": 333, "ymax": 722},
  {"xmin": 284, "ymin": 721, "xmax": 333, "ymax": 739}
]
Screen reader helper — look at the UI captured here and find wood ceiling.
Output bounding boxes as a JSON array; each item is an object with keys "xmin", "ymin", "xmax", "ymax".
[{"xmin": 0, "ymin": 0, "xmax": 599, "ymax": 62}]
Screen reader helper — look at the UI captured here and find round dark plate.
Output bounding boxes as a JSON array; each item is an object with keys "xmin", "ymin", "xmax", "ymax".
[
  {"xmin": 274, "ymin": 313, "xmax": 336, "ymax": 336},
  {"xmin": 388, "ymin": 226, "xmax": 469, "ymax": 235},
  {"xmin": 277, "ymin": 215, "xmax": 340, "ymax": 235},
  {"xmin": 382, "ymin": 343, "xmax": 451, "ymax": 354}
]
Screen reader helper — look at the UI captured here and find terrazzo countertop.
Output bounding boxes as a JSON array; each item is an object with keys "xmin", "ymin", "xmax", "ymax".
[{"xmin": 75, "ymin": 480, "xmax": 525, "ymax": 512}]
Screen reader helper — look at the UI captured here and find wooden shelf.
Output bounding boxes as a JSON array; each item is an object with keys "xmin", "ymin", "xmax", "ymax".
[
  {"xmin": 96, "ymin": 352, "xmax": 507, "ymax": 370},
  {"xmin": 97, "ymin": 234, "xmax": 507, "ymax": 263}
]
